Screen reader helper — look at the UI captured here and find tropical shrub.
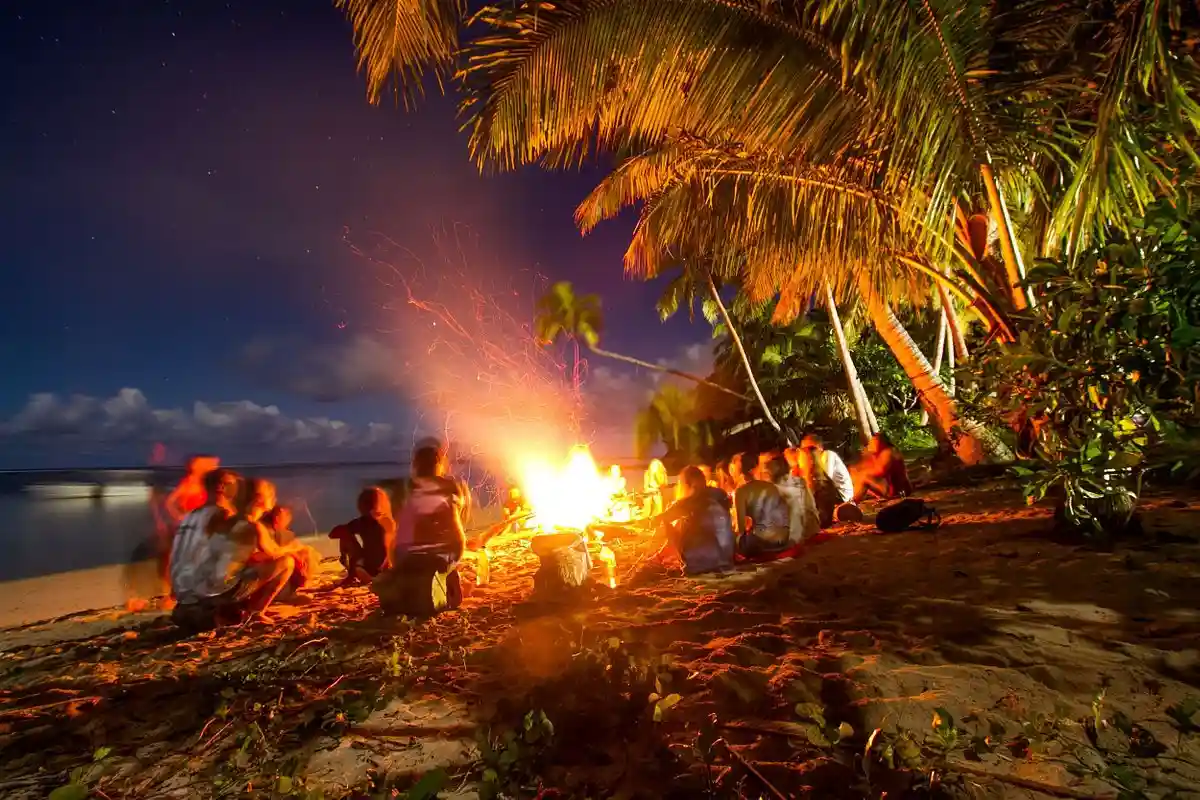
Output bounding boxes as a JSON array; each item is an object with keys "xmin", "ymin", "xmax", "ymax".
[{"xmin": 965, "ymin": 194, "xmax": 1200, "ymax": 536}]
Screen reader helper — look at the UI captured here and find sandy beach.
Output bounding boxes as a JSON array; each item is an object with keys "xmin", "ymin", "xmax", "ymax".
[{"xmin": 2, "ymin": 481, "xmax": 1199, "ymax": 799}]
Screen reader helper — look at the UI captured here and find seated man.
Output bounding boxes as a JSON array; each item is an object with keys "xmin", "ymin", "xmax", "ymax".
[
  {"xmin": 733, "ymin": 463, "xmax": 793, "ymax": 557},
  {"xmin": 372, "ymin": 438, "xmax": 467, "ymax": 615},
  {"xmin": 854, "ymin": 433, "xmax": 914, "ymax": 501},
  {"xmin": 328, "ymin": 487, "xmax": 395, "ymax": 585},
  {"xmin": 800, "ymin": 435, "xmax": 855, "ymax": 504},
  {"xmin": 651, "ymin": 466, "xmax": 735, "ymax": 575},
  {"xmin": 170, "ymin": 473, "xmax": 302, "ymax": 628},
  {"xmin": 765, "ymin": 457, "xmax": 821, "ymax": 544}
]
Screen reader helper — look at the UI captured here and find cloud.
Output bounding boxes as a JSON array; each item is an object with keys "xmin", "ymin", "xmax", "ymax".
[
  {"xmin": 238, "ymin": 334, "xmax": 402, "ymax": 403},
  {"xmin": 0, "ymin": 388, "xmax": 409, "ymax": 468}
]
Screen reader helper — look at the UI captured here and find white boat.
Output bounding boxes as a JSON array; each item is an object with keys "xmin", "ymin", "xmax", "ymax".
[
  {"xmin": 25, "ymin": 483, "xmax": 103, "ymax": 500},
  {"xmin": 101, "ymin": 483, "xmax": 152, "ymax": 501}
]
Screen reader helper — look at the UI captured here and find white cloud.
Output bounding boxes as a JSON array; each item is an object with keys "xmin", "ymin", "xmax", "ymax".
[{"xmin": 0, "ymin": 388, "xmax": 407, "ymax": 468}]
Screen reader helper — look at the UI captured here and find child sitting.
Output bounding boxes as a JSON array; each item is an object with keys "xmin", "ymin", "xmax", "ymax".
[
  {"xmin": 329, "ymin": 487, "xmax": 395, "ymax": 586},
  {"xmin": 262, "ymin": 505, "xmax": 318, "ymax": 595}
]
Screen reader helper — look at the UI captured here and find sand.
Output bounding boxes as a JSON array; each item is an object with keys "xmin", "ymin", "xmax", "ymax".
[{"xmin": 2, "ymin": 482, "xmax": 1200, "ymax": 799}]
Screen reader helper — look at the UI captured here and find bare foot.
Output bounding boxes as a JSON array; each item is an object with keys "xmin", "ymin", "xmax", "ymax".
[
  {"xmin": 125, "ymin": 597, "xmax": 149, "ymax": 613},
  {"xmin": 157, "ymin": 596, "xmax": 177, "ymax": 611}
]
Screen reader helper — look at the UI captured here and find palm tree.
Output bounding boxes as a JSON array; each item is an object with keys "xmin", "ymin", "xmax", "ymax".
[
  {"xmin": 825, "ymin": 283, "xmax": 878, "ymax": 444},
  {"xmin": 534, "ymin": 281, "xmax": 750, "ymax": 402},
  {"xmin": 634, "ymin": 383, "xmax": 715, "ymax": 463}
]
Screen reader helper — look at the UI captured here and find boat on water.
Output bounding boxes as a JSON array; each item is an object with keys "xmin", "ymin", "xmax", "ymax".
[
  {"xmin": 24, "ymin": 483, "xmax": 103, "ymax": 500},
  {"xmin": 101, "ymin": 483, "xmax": 152, "ymax": 501},
  {"xmin": 24, "ymin": 482, "xmax": 151, "ymax": 501}
]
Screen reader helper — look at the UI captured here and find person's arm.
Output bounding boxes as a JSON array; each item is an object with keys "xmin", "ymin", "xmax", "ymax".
[{"xmin": 652, "ymin": 497, "xmax": 691, "ymax": 527}]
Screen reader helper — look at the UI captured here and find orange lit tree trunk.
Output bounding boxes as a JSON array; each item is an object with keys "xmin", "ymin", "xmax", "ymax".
[{"xmin": 859, "ymin": 279, "xmax": 1011, "ymax": 465}]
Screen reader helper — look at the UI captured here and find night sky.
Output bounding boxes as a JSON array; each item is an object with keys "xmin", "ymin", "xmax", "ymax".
[{"xmin": 0, "ymin": 0, "xmax": 709, "ymax": 469}]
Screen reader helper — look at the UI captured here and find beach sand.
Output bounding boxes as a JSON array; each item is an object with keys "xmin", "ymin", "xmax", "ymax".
[{"xmin": 2, "ymin": 483, "xmax": 1200, "ymax": 799}]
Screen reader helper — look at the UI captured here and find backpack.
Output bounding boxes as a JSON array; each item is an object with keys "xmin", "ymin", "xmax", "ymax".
[{"xmin": 875, "ymin": 498, "xmax": 941, "ymax": 533}]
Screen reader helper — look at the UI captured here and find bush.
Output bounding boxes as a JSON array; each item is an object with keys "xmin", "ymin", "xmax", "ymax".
[{"xmin": 964, "ymin": 194, "xmax": 1200, "ymax": 536}]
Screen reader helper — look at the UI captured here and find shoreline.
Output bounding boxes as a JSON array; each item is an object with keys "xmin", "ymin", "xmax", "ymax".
[{"xmin": 0, "ymin": 534, "xmax": 342, "ymax": 635}]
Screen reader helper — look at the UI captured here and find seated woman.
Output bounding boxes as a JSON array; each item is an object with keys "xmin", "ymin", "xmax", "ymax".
[
  {"xmin": 372, "ymin": 438, "xmax": 467, "ymax": 615},
  {"xmin": 733, "ymin": 465, "xmax": 793, "ymax": 557},
  {"xmin": 172, "ymin": 476, "xmax": 305, "ymax": 628},
  {"xmin": 650, "ymin": 466, "xmax": 735, "ymax": 575},
  {"xmin": 853, "ymin": 433, "xmax": 914, "ymax": 501},
  {"xmin": 328, "ymin": 487, "xmax": 395, "ymax": 585}
]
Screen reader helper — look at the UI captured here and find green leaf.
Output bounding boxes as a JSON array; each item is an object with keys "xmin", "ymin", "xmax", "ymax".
[
  {"xmin": 802, "ymin": 722, "xmax": 831, "ymax": 748},
  {"xmin": 277, "ymin": 775, "xmax": 293, "ymax": 795},
  {"xmin": 93, "ymin": 746, "xmax": 112, "ymax": 762},
  {"xmin": 407, "ymin": 768, "xmax": 448, "ymax": 800},
  {"xmin": 794, "ymin": 703, "xmax": 827, "ymax": 728},
  {"xmin": 49, "ymin": 786, "xmax": 89, "ymax": 800}
]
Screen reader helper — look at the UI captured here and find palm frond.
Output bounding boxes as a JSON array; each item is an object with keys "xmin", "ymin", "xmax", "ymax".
[{"xmin": 336, "ymin": 0, "xmax": 464, "ymax": 104}]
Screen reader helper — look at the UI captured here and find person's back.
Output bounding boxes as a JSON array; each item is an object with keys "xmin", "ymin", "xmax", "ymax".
[
  {"xmin": 667, "ymin": 482, "xmax": 729, "ymax": 575},
  {"xmin": 401, "ymin": 475, "xmax": 466, "ymax": 561},
  {"xmin": 766, "ymin": 457, "xmax": 820, "ymax": 543},
  {"xmin": 169, "ymin": 470, "xmax": 239, "ymax": 606},
  {"xmin": 734, "ymin": 479, "xmax": 791, "ymax": 554}
]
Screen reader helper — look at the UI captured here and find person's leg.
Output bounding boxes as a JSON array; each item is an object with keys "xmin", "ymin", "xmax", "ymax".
[
  {"xmin": 241, "ymin": 558, "xmax": 295, "ymax": 620},
  {"xmin": 336, "ymin": 534, "xmax": 366, "ymax": 585}
]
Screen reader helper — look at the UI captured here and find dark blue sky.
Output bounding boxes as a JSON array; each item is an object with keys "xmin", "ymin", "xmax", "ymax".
[{"xmin": 0, "ymin": 0, "xmax": 707, "ymax": 467}]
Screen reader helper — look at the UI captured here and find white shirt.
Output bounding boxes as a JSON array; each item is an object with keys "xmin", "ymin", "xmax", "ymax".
[
  {"xmin": 170, "ymin": 506, "xmax": 246, "ymax": 603},
  {"xmin": 777, "ymin": 476, "xmax": 822, "ymax": 542},
  {"xmin": 819, "ymin": 450, "xmax": 855, "ymax": 503}
]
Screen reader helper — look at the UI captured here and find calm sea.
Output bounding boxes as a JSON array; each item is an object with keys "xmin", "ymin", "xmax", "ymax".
[{"xmin": 0, "ymin": 463, "xmax": 505, "ymax": 583}]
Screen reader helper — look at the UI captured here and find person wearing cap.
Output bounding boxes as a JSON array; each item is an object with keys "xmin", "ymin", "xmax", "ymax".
[{"xmin": 372, "ymin": 438, "xmax": 468, "ymax": 614}]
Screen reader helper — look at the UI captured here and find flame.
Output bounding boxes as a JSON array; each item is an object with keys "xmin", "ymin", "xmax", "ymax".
[
  {"xmin": 519, "ymin": 445, "xmax": 611, "ymax": 530},
  {"xmin": 598, "ymin": 545, "xmax": 617, "ymax": 588}
]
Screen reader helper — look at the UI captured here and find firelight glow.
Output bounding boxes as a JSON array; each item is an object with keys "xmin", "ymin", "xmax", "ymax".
[{"xmin": 519, "ymin": 444, "xmax": 613, "ymax": 531}]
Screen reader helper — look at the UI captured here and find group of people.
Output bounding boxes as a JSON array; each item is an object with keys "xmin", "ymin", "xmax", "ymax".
[
  {"xmin": 155, "ymin": 438, "xmax": 470, "ymax": 629},
  {"xmin": 648, "ymin": 432, "xmax": 912, "ymax": 576}
]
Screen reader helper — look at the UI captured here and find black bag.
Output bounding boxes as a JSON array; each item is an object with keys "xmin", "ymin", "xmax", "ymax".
[{"xmin": 874, "ymin": 498, "xmax": 941, "ymax": 533}]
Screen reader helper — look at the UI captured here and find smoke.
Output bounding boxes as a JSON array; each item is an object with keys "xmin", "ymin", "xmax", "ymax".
[{"xmin": 346, "ymin": 225, "xmax": 587, "ymax": 484}]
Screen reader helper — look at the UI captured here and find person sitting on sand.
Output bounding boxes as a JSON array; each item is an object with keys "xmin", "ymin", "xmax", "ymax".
[
  {"xmin": 800, "ymin": 435, "xmax": 854, "ymax": 504},
  {"xmin": 766, "ymin": 457, "xmax": 821, "ymax": 543},
  {"xmin": 650, "ymin": 465, "xmax": 735, "ymax": 575},
  {"xmin": 794, "ymin": 446, "xmax": 841, "ymax": 528},
  {"xmin": 328, "ymin": 487, "xmax": 395, "ymax": 585},
  {"xmin": 728, "ymin": 453, "xmax": 751, "ymax": 490},
  {"xmin": 853, "ymin": 433, "xmax": 914, "ymax": 501},
  {"xmin": 733, "ymin": 464, "xmax": 793, "ymax": 557},
  {"xmin": 372, "ymin": 438, "xmax": 467, "ymax": 614},
  {"xmin": 262, "ymin": 504, "xmax": 320, "ymax": 597},
  {"xmin": 714, "ymin": 461, "xmax": 735, "ymax": 494},
  {"xmin": 502, "ymin": 484, "xmax": 531, "ymax": 533},
  {"xmin": 169, "ymin": 472, "xmax": 302, "ymax": 628},
  {"xmin": 643, "ymin": 458, "xmax": 669, "ymax": 517}
]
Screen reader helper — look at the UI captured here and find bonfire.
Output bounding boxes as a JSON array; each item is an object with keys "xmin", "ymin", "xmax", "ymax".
[{"xmin": 509, "ymin": 445, "xmax": 635, "ymax": 592}]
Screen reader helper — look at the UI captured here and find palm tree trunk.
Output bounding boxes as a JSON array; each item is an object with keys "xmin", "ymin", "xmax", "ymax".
[
  {"xmin": 825, "ymin": 283, "xmax": 875, "ymax": 444},
  {"xmin": 587, "ymin": 346, "xmax": 751, "ymax": 403},
  {"xmin": 980, "ymin": 162, "xmax": 1032, "ymax": 312},
  {"xmin": 707, "ymin": 276, "xmax": 790, "ymax": 443},
  {"xmin": 859, "ymin": 279, "xmax": 1011, "ymax": 465},
  {"xmin": 920, "ymin": 313, "xmax": 948, "ymax": 427},
  {"xmin": 935, "ymin": 279, "xmax": 969, "ymax": 362}
]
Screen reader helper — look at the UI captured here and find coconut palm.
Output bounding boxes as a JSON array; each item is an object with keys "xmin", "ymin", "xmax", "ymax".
[
  {"xmin": 634, "ymin": 383, "xmax": 716, "ymax": 463},
  {"xmin": 534, "ymin": 281, "xmax": 750, "ymax": 402}
]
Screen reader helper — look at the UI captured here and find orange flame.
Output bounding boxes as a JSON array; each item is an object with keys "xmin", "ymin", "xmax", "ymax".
[{"xmin": 518, "ymin": 444, "xmax": 610, "ymax": 531}]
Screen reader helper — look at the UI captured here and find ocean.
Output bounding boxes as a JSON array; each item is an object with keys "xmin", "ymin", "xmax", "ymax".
[{"xmin": 0, "ymin": 462, "xmax": 504, "ymax": 582}]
